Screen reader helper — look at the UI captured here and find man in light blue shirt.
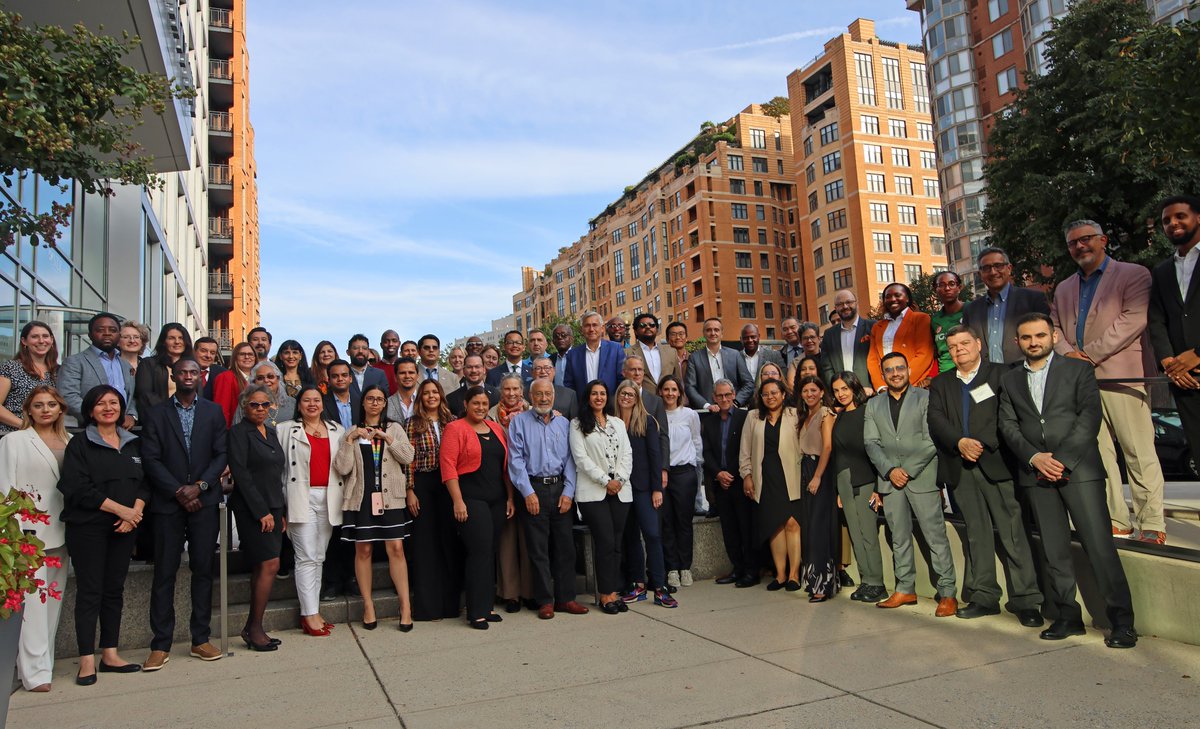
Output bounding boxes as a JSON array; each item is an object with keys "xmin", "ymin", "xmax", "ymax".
[{"xmin": 58, "ymin": 311, "xmax": 138, "ymax": 427}]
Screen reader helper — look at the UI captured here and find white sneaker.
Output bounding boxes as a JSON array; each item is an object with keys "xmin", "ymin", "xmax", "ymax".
[
  {"xmin": 680, "ymin": 569, "xmax": 693, "ymax": 587},
  {"xmin": 667, "ymin": 570, "xmax": 680, "ymax": 589}
]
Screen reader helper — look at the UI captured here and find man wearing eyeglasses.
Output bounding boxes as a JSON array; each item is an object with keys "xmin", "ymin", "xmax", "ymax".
[
  {"xmin": 416, "ymin": 333, "xmax": 459, "ymax": 391},
  {"xmin": 1051, "ymin": 220, "xmax": 1165, "ymax": 544},
  {"xmin": 961, "ymin": 247, "xmax": 1051, "ymax": 365},
  {"xmin": 819, "ymin": 290, "xmax": 876, "ymax": 393},
  {"xmin": 627, "ymin": 313, "xmax": 681, "ymax": 387},
  {"xmin": 486, "ymin": 330, "xmax": 532, "ymax": 386}
]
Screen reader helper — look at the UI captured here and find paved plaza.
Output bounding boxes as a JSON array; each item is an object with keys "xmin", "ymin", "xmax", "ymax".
[{"xmin": 7, "ymin": 581, "xmax": 1199, "ymax": 728}]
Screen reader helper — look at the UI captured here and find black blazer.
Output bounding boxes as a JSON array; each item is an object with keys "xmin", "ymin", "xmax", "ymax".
[
  {"xmin": 961, "ymin": 286, "xmax": 1051, "ymax": 365},
  {"xmin": 628, "ymin": 414, "xmax": 663, "ymax": 492},
  {"xmin": 140, "ymin": 397, "xmax": 229, "ymax": 514},
  {"xmin": 819, "ymin": 318, "xmax": 876, "ymax": 386},
  {"xmin": 830, "ymin": 406, "xmax": 875, "ymax": 488},
  {"xmin": 997, "ymin": 355, "xmax": 1105, "ymax": 487},
  {"xmin": 227, "ymin": 420, "xmax": 285, "ymax": 520},
  {"xmin": 928, "ymin": 361, "xmax": 1014, "ymax": 485},
  {"xmin": 641, "ymin": 390, "xmax": 671, "ymax": 465},
  {"xmin": 701, "ymin": 407, "xmax": 746, "ymax": 484},
  {"xmin": 486, "ymin": 361, "xmax": 532, "ymax": 387},
  {"xmin": 135, "ymin": 356, "xmax": 171, "ymax": 419},
  {"xmin": 445, "ymin": 382, "xmax": 499, "ymax": 418},
  {"xmin": 323, "ymin": 391, "xmax": 361, "ymax": 430},
  {"xmin": 1147, "ymin": 256, "xmax": 1200, "ymax": 366},
  {"xmin": 201, "ymin": 364, "xmax": 228, "ymax": 401},
  {"xmin": 523, "ymin": 383, "xmax": 580, "ymax": 421}
]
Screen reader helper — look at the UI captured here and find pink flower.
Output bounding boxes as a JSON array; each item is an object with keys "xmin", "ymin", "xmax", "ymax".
[
  {"xmin": 19, "ymin": 542, "xmax": 37, "ymax": 556},
  {"xmin": 43, "ymin": 557, "xmax": 62, "ymax": 569}
]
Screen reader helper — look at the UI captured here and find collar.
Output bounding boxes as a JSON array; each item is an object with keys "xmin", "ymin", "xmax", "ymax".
[
  {"xmin": 1022, "ymin": 351, "xmax": 1055, "ymax": 374},
  {"xmin": 1078, "ymin": 255, "xmax": 1110, "ymax": 281},
  {"xmin": 706, "ymin": 345, "xmax": 723, "ymax": 356},
  {"xmin": 84, "ymin": 424, "xmax": 137, "ymax": 450},
  {"xmin": 639, "ymin": 340, "xmax": 658, "ymax": 351},
  {"xmin": 955, "ymin": 362, "xmax": 981, "ymax": 384},
  {"xmin": 91, "ymin": 345, "xmax": 118, "ymax": 360},
  {"xmin": 171, "ymin": 394, "xmax": 197, "ymax": 410},
  {"xmin": 988, "ymin": 282, "xmax": 1012, "ymax": 304},
  {"xmin": 839, "ymin": 317, "xmax": 860, "ymax": 331},
  {"xmin": 585, "ymin": 341, "xmax": 602, "ymax": 353},
  {"xmin": 884, "ymin": 307, "xmax": 909, "ymax": 322}
]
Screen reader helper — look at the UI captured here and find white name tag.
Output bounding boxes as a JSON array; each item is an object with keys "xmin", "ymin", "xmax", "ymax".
[{"xmin": 970, "ymin": 384, "xmax": 996, "ymax": 403}]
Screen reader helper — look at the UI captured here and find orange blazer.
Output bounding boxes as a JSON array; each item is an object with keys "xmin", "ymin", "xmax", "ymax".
[{"xmin": 867, "ymin": 310, "xmax": 939, "ymax": 389}]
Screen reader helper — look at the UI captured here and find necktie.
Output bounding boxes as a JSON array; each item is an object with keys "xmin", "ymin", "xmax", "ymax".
[
  {"xmin": 200, "ymin": 369, "xmax": 208, "ymax": 389},
  {"xmin": 427, "ymin": 368, "xmax": 436, "ymax": 380}
]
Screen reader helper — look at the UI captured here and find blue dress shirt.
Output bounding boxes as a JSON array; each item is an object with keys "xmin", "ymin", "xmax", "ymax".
[
  {"xmin": 986, "ymin": 283, "xmax": 1012, "ymax": 364},
  {"xmin": 1075, "ymin": 255, "xmax": 1109, "ymax": 347},
  {"xmin": 506, "ymin": 408, "xmax": 577, "ymax": 499}
]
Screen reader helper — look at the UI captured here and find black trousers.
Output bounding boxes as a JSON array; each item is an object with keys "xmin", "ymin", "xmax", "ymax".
[
  {"xmin": 322, "ymin": 526, "xmax": 357, "ymax": 591},
  {"xmin": 1025, "ymin": 479, "xmax": 1134, "ymax": 629},
  {"xmin": 953, "ymin": 468, "xmax": 1041, "ymax": 611},
  {"xmin": 662, "ymin": 465, "xmax": 698, "ymax": 571},
  {"xmin": 518, "ymin": 479, "xmax": 577, "ymax": 606},
  {"xmin": 66, "ymin": 522, "xmax": 136, "ymax": 656},
  {"xmin": 578, "ymin": 495, "xmax": 630, "ymax": 595},
  {"xmin": 149, "ymin": 504, "xmax": 220, "ymax": 651},
  {"xmin": 714, "ymin": 475, "xmax": 756, "ymax": 578},
  {"xmin": 458, "ymin": 497, "xmax": 505, "ymax": 622},
  {"xmin": 1173, "ymin": 386, "xmax": 1200, "ymax": 468},
  {"xmin": 408, "ymin": 471, "xmax": 463, "ymax": 620}
]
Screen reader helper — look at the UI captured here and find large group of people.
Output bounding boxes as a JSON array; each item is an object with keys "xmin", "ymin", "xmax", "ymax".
[{"xmin": 6, "ymin": 195, "xmax": 1200, "ymax": 691}]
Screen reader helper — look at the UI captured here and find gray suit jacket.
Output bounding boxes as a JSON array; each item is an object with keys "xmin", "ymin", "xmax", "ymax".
[
  {"xmin": 59, "ymin": 347, "xmax": 138, "ymax": 424},
  {"xmin": 742, "ymin": 347, "xmax": 784, "ymax": 380},
  {"xmin": 819, "ymin": 317, "xmax": 876, "ymax": 386},
  {"xmin": 862, "ymin": 387, "xmax": 939, "ymax": 494},
  {"xmin": 685, "ymin": 347, "xmax": 754, "ymax": 409}
]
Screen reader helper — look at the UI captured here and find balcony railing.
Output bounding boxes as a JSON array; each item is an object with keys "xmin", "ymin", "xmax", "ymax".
[
  {"xmin": 208, "ymin": 164, "xmax": 232, "ymax": 185},
  {"xmin": 209, "ymin": 327, "xmax": 233, "ymax": 352},
  {"xmin": 210, "ymin": 59, "xmax": 232, "ymax": 80},
  {"xmin": 208, "ymin": 272, "xmax": 234, "ymax": 296},
  {"xmin": 208, "ymin": 217, "xmax": 232, "ymax": 238},
  {"xmin": 210, "ymin": 8, "xmax": 232, "ymax": 28},
  {"xmin": 209, "ymin": 111, "xmax": 232, "ymax": 132}
]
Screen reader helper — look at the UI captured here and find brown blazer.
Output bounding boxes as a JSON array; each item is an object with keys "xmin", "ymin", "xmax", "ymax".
[
  {"xmin": 866, "ymin": 310, "xmax": 938, "ymax": 390},
  {"xmin": 737, "ymin": 407, "xmax": 803, "ymax": 503},
  {"xmin": 334, "ymin": 422, "xmax": 415, "ymax": 511},
  {"xmin": 1051, "ymin": 258, "xmax": 1152, "ymax": 380},
  {"xmin": 625, "ymin": 342, "xmax": 682, "ymax": 385}
]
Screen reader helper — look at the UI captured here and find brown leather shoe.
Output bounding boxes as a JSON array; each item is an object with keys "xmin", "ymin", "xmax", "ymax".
[
  {"xmin": 935, "ymin": 596, "xmax": 959, "ymax": 617},
  {"xmin": 537, "ymin": 604, "xmax": 554, "ymax": 620},
  {"xmin": 554, "ymin": 600, "xmax": 590, "ymax": 615},
  {"xmin": 142, "ymin": 650, "xmax": 170, "ymax": 672},
  {"xmin": 876, "ymin": 592, "xmax": 918, "ymax": 609},
  {"xmin": 189, "ymin": 643, "xmax": 222, "ymax": 661}
]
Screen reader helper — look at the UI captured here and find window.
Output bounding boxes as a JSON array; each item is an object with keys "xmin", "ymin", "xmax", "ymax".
[
  {"xmin": 680, "ymin": 285, "xmax": 687, "ymax": 302},
  {"xmin": 729, "ymin": 178, "xmax": 746, "ymax": 195},
  {"xmin": 923, "ymin": 178, "xmax": 940, "ymax": 198},
  {"xmin": 830, "ymin": 238, "xmax": 849, "ymax": 261},
  {"xmin": 822, "ymin": 151, "xmax": 842, "ymax": 174},
  {"xmin": 866, "ymin": 172, "xmax": 886, "ymax": 193},
  {"xmin": 864, "ymin": 144, "xmax": 883, "ymax": 164},
  {"xmin": 555, "ymin": 271, "xmax": 564, "ymax": 283},
  {"xmin": 755, "ymin": 205, "xmax": 766, "ymax": 221},
  {"xmin": 808, "ymin": 191, "xmax": 819, "ymax": 213},
  {"xmin": 735, "ymin": 252, "xmax": 751, "ymax": 268},
  {"xmin": 833, "ymin": 268, "xmax": 853, "ymax": 289},
  {"xmin": 897, "ymin": 205, "xmax": 917, "ymax": 225},
  {"xmin": 827, "ymin": 209, "xmax": 847, "ymax": 231},
  {"xmin": 805, "ymin": 164, "xmax": 816, "ymax": 184},
  {"xmin": 824, "ymin": 179, "xmax": 844, "ymax": 203},
  {"xmin": 888, "ymin": 119, "xmax": 907, "ymax": 138},
  {"xmin": 921, "ymin": 150, "xmax": 937, "ymax": 169},
  {"xmin": 816, "ymin": 276, "xmax": 827, "ymax": 297},
  {"xmin": 731, "ymin": 203, "xmax": 748, "ymax": 219},
  {"xmin": 812, "ymin": 248, "xmax": 824, "ymax": 270},
  {"xmin": 904, "ymin": 264, "xmax": 923, "ymax": 283},
  {"xmin": 810, "ymin": 219, "xmax": 821, "ymax": 240},
  {"xmin": 752, "ymin": 157, "xmax": 768, "ymax": 173},
  {"xmin": 777, "ymin": 159, "xmax": 784, "ymax": 175},
  {"xmin": 733, "ymin": 227, "xmax": 750, "ymax": 243},
  {"xmin": 910, "ymin": 62, "xmax": 930, "ymax": 113},
  {"xmin": 894, "ymin": 175, "xmax": 913, "ymax": 195},
  {"xmin": 892, "ymin": 147, "xmax": 910, "ymax": 167},
  {"xmin": 819, "ymin": 122, "xmax": 839, "ymax": 145},
  {"xmin": 758, "ymin": 228, "xmax": 768, "ymax": 245},
  {"xmin": 614, "ymin": 250, "xmax": 625, "ymax": 284},
  {"xmin": 901, "ymin": 234, "xmax": 920, "ymax": 254},
  {"xmin": 997, "ymin": 67, "xmax": 1019, "ymax": 96},
  {"xmin": 988, "ymin": 0, "xmax": 1009, "ymax": 20},
  {"xmin": 869, "ymin": 202, "xmax": 889, "ymax": 223},
  {"xmin": 754, "ymin": 180, "xmax": 763, "ymax": 197},
  {"xmin": 803, "ymin": 137, "xmax": 813, "ymax": 157},
  {"xmin": 629, "ymin": 221, "xmax": 638, "ymax": 236},
  {"xmin": 556, "ymin": 289, "xmax": 565, "ymax": 315},
  {"xmin": 917, "ymin": 122, "xmax": 934, "ymax": 141},
  {"xmin": 792, "ymin": 255, "xmax": 800, "ymax": 273},
  {"xmin": 613, "ymin": 230, "xmax": 622, "ymax": 244},
  {"xmin": 760, "ymin": 253, "xmax": 770, "ymax": 270},
  {"xmin": 993, "ymin": 29, "xmax": 1014, "ymax": 59},
  {"xmin": 876, "ymin": 262, "xmax": 895, "ymax": 283},
  {"xmin": 737, "ymin": 276, "xmax": 754, "ymax": 294},
  {"xmin": 927, "ymin": 206, "xmax": 944, "ymax": 227},
  {"xmin": 728, "ymin": 154, "xmax": 744, "ymax": 171},
  {"xmin": 616, "ymin": 290, "xmax": 626, "ymax": 306},
  {"xmin": 762, "ymin": 277, "xmax": 772, "ymax": 294},
  {"xmin": 861, "ymin": 114, "xmax": 880, "ymax": 135},
  {"xmin": 750, "ymin": 128, "xmax": 766, "ymax": 149},
  {"xmin": 630, "ymin": 243, "xmax": 641, "ymax": 278},
  {"xmin": 854, "ymin": 52, "xmax": 876, "ymax": 106},
  {"xmin": 882, "ymin": 57, "xmax": 903, "ymax": 109},
  {"xmin": 873, "ymin": 232, "xmax": 893, "ymax": 252},
  {"xmin": 739, "ymin": 301, "xmax": 757, "ymax": 318},
  {"xmin": 632, "ymin": 285, "xmax": 643, "ymax": 302},
  {"xmin": 930, "ymin": 236, "xmax": 946, "ymax": 255},
  {"xmin": 774, "ymin": 130, "xmax": 781, "ymax": 151}
]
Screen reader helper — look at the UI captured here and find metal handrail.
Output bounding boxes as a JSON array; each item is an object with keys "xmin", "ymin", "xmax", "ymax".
[
  {"xmin": 210, "ymin": 8, "xmax": 232, "ymax": 28},
  {"xmin": 210, "ymin": 59, "xmax": 232, "ymax": 80},
  {"xmin": 209, "ymin": 111, "xmax": 232, "ymax": 132},
  {"xmin": 209, "ymin": 218, "xmax": 232, "ymax": 238},
  {"xmin": 208, "ymin": 164, "xmax": 232, "ymax": 185}
]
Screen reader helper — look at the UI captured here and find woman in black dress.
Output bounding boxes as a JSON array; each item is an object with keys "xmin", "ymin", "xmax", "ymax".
[
  {"xmin": 334, "ymin": 385, "xmax": 416, "ymax": 631},
  {"xmin": 134, "ymin": 323, "xmax": 194, "ymax": 418},
  {"xmin": 831, "ymin": 372, "xmax": 886, "ymax": 603},
  {"xmin": 738, "ymin": 379, "xmax": 805, "ymax": 591},
  {"xmin": 228, "ymin": 384, "xmax": 287, "ymax": 651},
  {"xmin": 796, "ymin": 375, "xmax": 837, "ymax": 602}
]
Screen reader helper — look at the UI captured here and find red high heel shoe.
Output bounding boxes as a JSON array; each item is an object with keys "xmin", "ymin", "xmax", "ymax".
[{"xmin": 301, "ymin": 622, "xmax": 331, "ymax": 637}]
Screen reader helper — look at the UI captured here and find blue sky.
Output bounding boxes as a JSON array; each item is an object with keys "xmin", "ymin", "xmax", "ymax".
[{"xmin": 251, "ymin": 1, "xmax": 921, "ymax": 352}]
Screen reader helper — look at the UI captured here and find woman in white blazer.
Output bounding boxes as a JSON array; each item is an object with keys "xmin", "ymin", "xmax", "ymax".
[
  {"xmin": 568, "ymin": 380, "xmax": 632, "ymax": 615},
  {"xmin": 0, "ymin": 385, "xmax": 70, "ymax": 691},
  {"xmin": 277, "ymin": 386, "xmax": 345, "ymax": 636}
]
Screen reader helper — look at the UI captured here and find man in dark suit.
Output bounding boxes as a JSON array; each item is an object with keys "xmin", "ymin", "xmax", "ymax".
[
  {"xmin": 528, "ymin": 357, "xmax": 578, "ymax": 420},
  {"xmin": 685, "ymin": 318, "xmax": 754, "ymax": 410},
  {"xmin": 819, "ymin": 289, "xmax": 876, "ymax": 392},
  {"xmin": 928, "ymin": 326, "xmax": 1043, "ymax": 627},
  {"xmin": 549, "ymin": 324, "xmax": 573, "ymax": 387},
  {"xmin": 701, "ymin": 380, "xmax": 755, "ymax": 587},
  {"xmin": 345, "ymin": 334, "xmax": 388, "ymax": 400},
  {"xmin": 1149, "ymin": 194, "xmax": 1200, "ymax": 487},
  {"xmin": 739, "ymin": 324, "xmax": 783, "ymax": 380},
  {"xmin": 140, "ymin": 358, "xmax": 229, "ymax": 670},
  {"xmin": 778, "ymin": 317, "xmax": 804, "ymax": 369},
  {"xmin": 193, "ymin": 336, "xmax": 227, "ymax": 400},
  {"xmin": 446, "ymin": 354, "xmax": 500, "ymax": 417},
  {"xmin": 961, "ymin": 247, "xmax": 1051, "ymax": 365},
  {"xmin": 998, "ymin": 313, "xmax": 1136, "ymax": 648},
  {"xmin": 563, "ymin": 311, "xmax": 625, "ymax": 399},
  {"xmin": 322, "ymin": 360, "xmax": 359, "ymax": 431},
  {"xmin": 486, "ymin": 330, "xmax": 533, "ymax": 386}
]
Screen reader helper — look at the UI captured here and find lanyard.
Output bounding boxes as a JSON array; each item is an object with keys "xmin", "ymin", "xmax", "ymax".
[{"xmin": 371, "ymin": 436, "xmax": 384, "ymax": 491}]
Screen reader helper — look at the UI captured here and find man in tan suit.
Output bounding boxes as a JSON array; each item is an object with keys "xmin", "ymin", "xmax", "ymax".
[
  {"xmin": 1051, "ymin": 219, "xmax": 1166, "ymax": 544},
  {"xmin": 627, "ymin": 313, "xmax": 681, "ymax": 386}
]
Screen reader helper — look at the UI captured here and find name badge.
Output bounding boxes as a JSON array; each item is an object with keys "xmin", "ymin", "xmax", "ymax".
[{"xmin": 970, "ymin": 384, "xmax": 996, "ymax": 403}]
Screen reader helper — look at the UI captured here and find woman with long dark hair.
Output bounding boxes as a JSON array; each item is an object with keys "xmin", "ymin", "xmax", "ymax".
[
  {"xmin": 830, "ymin": 371, "xmax": 886, "ymax": 603},
  {"xmin": 796, "ymin": 375, "xmax": 837, "ymax": 602},
  {"xmin": 657, "ymin": 375, "xmax": 702, "ymax": 591},
  {"xmin": 212, "ymin": 342, "xmax": 256, "ymax": 426},
  {"xmin": 134, "ymin": 323, "xmax": 194, "ymax": 418},
  {"xmin": 311, "ymin": 340, "xmax": 338, "ymax": 395},
  {"xmin": 0, "ymin": 321, "xmax": 59, "ymax": 435},
  {"xmin": 273, "ymin": 340, "xmax": 314, "ymax": 399}
]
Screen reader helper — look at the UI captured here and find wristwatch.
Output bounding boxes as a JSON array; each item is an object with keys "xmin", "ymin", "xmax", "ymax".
[{"xmin": 197, "ymin": 481, "xmax": 210, "ymax": 492}]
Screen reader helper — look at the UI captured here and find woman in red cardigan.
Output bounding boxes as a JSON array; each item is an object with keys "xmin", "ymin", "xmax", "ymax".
[
  {"xmin": 212, "ymin": 343, "xmax": 256, "ymax": 426},
  {"xmin": 440, "ymin": 386, "xmax": 514, "ymax": 630}
]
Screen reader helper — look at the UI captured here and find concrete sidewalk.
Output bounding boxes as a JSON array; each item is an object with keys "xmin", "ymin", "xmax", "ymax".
[{"xmin": 7, "ymin": 581, "xmax": 1199, "ymax": 728}]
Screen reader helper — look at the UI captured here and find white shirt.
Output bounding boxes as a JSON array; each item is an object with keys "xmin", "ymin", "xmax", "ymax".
[
  {"xmin": 1176, "ymin": 244, "xmax": 1200, "ymax": 300},
  {"xmin": 955, "ymin": 361, "xmax": 981, "ymax": 385},
  {"xmin": 706, "ymin": 347, "xmax": 724, "ymax": 384},
  {"xmin": 839, "ymin": 317, "xmax": 860, "ymax": 374},
  {"xmin": 584, "ymin": 342, "xmax": 601, "ymax": 382},
  {"xmin": 665, "ymin": 407, "xmax": 703, "ymax": 468},
  {"xmin": 882, "ymin": 308, "xmax": 909, "ymax": 355},
  {"xmin": 742, "ymin": 350, "xmax": 760, "ymax": 378},
  {"xmin": 1024, "ymin": 352, "xmax": 1054, "ymax": 413},
  {"xmin": 351, "ymin": 366, "xmax": 366, "ymax": 391},
  {"xmin": 639, "ymin": 342, "xmax": 663, "ymax": 383}
]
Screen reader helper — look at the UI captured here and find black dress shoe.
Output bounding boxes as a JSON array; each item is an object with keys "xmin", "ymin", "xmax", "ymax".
[
  {"xmin": 784, "ymin": 580, "xmax": 802, "ymax": 592},
  {"xmin": 863, "ymin": 585, "xmax": 889, "ymax": 603},
  {"xmin": 735, "ymin": 575, "xmax": 760, "ymax": 589},
  {"xmin": 600, "ymin": 601, "xmax": 621, "ymax": 615},
  {"xmin": 616, "ymin": 599, "xmax": 628, "ymax": 613},
  {"xmin": 849, "ymin": 587, "xmax": 867, "ymax": 602},
  {"xmin": 1105, "ymin": 627, "xmax": 1138, "ymax": 649},
  {"xmin": 469, "ymin": 619, "xmax": 489, "ymax": 631},
  {"xmin": 838, "ymin": 569, "xmax": 855, "ymax": 587},
  {"xmin": 1017, "ymin": 609, "xmax": 1045, "ymax": 628},
  {"xmin": 715, "ymin": 574, "xmax": 738, "ymax": 585},
  {"xmin": 504, "ymin": 599, "xmax": 521, "ymax": 614},
  {"xmin": 955, "ymin": 603, "xmax": 1001, "ymax": 619},
  {"xmin": 485, "ymin": 612, "xmax": 504, "ymax": 623},
  {"xmin": 1039, "ymin": 619, "xmax": 1087, "ymax": 641},
  {"xmin": 98, "ymin": 662, "xmax": 141, "ymax": 674},
  {"xmin": 521, "ymin": 597, "xmax": 539, "ymax": 611},
  {"xmin": 75, "ymin": 673, "xmax": 97, "ymax": 686},
  {"xmin": 766, "ymin": 579, "xmax": 784, "ymax": 592}
]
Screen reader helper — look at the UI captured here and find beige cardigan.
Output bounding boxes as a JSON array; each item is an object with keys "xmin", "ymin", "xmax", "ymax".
[
  {"xmin": 738, "ymin": 407, "xmax": 804, "ymax": 503},
  {"xmin": 333, "ymin": 422, "xmax": 415, "ymax": 512}
]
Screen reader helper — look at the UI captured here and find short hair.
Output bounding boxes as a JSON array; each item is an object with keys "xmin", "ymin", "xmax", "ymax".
[
  {"xmin": 380, "ymin": 329, "xmax": 400, "ymax": 342},
  {"xmin": 326, "ymin": 358, "xmax": 351, "ymax": 374},
  {"xmin": 880, "ymin": 351, "xmax": 908, "ymax": 368},
  {"xmin": 499, "ymin": 372, "xmax": 524, "ymax": 388},
  {"xmin": 1159, "ymin": 194, "xmax": 1200, "ymax": 216},
  {"xmin": 463, "ymin": 354, "xmax": 484, "ymax": 367},
  {"xmin": 250, "ymin": 359, "xmax": 282, "ymax": 380},
  {"xmin": 417, "ymin": 334, "xmax": 441, "ymax": 348},
  {"xmin": 580, "ymin": 310, "xmax": 602, "ymax": 324},
  {"xmin": 400, "ymin": 340, "xmax": 418, "ymax": 351},
  {"xmin": 1016, "ymin": 312, "xmax": 1054, "ymax": 331},
  {"xmin": 944, "ymin": 324, "xmax": 979, "ymax": 341},
  {"xmin": 530, "ymin": 355, "xmax": 552, "ymax": 366},
  {"xmin": 502, "ymin": 330, "xmax": 523, "ymax": 342},
  {"xmin": 665, "ymin": 321, "xmax": 688, "ymax": 335},
  {"xmin": 88, "ymin": 312, "xmax": 121, "ymax": 333},
  {"xmin": 170, "ymin": 356, "xmax": 200, "ymax": 372},
  {"xmin": 1062, "ymin": 219, "xmax": 1104, "ymax": 237},
  {"xmin": 798, "ymin": 321, "xmax": 819, "ymax": 337},
  {"xmin": 238, "ymin": 383, "xmax": 275, "ymax": 412},
  {"xmin": 632, "ymin": 312, "xmax": 658, "ymax": 329},
  {"xmin": 934, "ymin": 270, "xmax": 961, "ymax": 286},
  {"xmin": 976, "ymin": 246, "xmax": 1010, "ymax": 266},
  {"xmin": 713, "ymin": 378, "xmax": 735, "ymax": 393},
  {"xmin": 194, "ymin": 336, "xmax": 218, "ymax": 349},
  {"xmin": 882, "ymin": 282, "xmax": 913, "ymax": 304},
  {"xmin": 122, "ymin": 320, "xmax": 150, "ymax": 347},
  {"xmin": 347, "ymin": 333, "xmax": 370, "ymax": 349},
  {"xmin": 552, "ymin": 323, "xmax": 573, "ymax": 334},
  {"xmin": 703, "ymin": 317, "xmax": 722, "ymax": 328},
  {"xmin": 393, "ymin": 356, "xmax": 418, "ymax": 375},
  {"xmin": 781, "ymin": 316, "xmax": 800, "ymax": 327},
  {"xmin": 623, "ymin": 353, "xmax": 646, "ymax": 368},
  {"xmin": 80, "ymin": 384, "xmax": 127, "ymax": 427},
  {"xmin": 247, "ymin": 326, "xmax": 272, "ymax": 344}
]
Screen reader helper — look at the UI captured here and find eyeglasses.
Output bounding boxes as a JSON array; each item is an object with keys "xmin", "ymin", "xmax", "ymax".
[
  {"xmin": 934, "ymin": 282, "xmax": 960, "ymax": 289},
  {"xmin": 979, "ymin": 263, "xmax": 1010, "ymax": 273},
  {"xmin": 246, "ymin": 402, "xmax": 272, "ymax": 410},
  {"xmin": 617, "ymin": 392, "xmax": 637, "ymax": 398},
  {"xmin": 882, "ymin": 366, "xmax": 908, "ymax": 374},
  {"xmin": 1067, "ymin": 233, "xmax": 1103, "ymax": 247},
  {"xmin": 636, "ymin": 322, "xmax": 657, "ymax": 329},
  {"xmin": 363, "ymin": 396, "xmax": 386, "ymax": 403}
]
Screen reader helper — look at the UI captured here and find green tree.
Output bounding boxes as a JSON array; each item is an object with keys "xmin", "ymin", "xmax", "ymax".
[
  {"xmin": 982, "ymin": 0, "xmax": 1200, "ymax": 282},
  {"xmin": 0, "ymin": 10, "xmax": 193, "ymax": 249},
  {"xmin": 908, "ymin": 272, "xmax": 972, "ymax": 313},
  {"xmin": 760, "ymin": 95, "xmax": 790, "ymax": 118}
]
